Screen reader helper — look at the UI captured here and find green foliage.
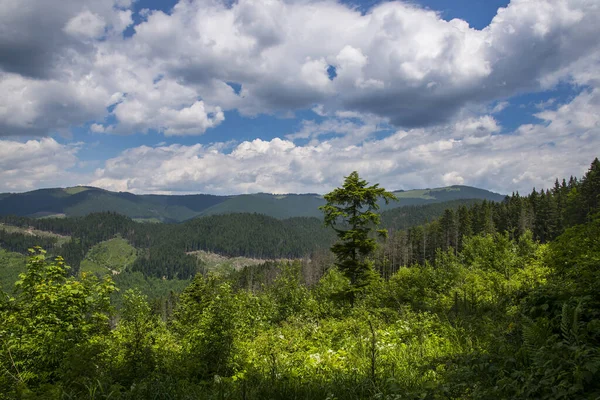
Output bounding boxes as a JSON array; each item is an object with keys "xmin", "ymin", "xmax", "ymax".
[
  {"xmin": 321, "ymin": 171, "xmax": 396, "ymax": 293},
  {"xmin": 0, "ymin": 249, "xmax": 26, "ymax": 294},
  {"xmin": 106, "ymin": 290, "xmax": 166, "ymax": 386},
  {"xmin": 173, "ymin": 274, "xmax": 241, "ymax": 380},
  {"xmin": 0, "ymin": 247, "xmax": 115, "ymax": 394},
  {"xmin": 265, "ymin": 262, "xmax": 312, "ymax": 323},
  {"xmin": 111, "ymin": 271, "xmax": 187, "ymax": 313}
]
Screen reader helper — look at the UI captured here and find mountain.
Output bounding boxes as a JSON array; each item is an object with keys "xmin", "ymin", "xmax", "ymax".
[{"xmin": 0, "ymin": 185, "xmax": 505, "ymax": 222}]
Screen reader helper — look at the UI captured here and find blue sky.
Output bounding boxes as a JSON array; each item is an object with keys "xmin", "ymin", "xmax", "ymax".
[{"xmin": 0, "ymin": 0, "xmax": 598, "ymax": 195}]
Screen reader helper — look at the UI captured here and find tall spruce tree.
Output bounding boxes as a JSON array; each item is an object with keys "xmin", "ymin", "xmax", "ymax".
[
  {"xmin": 580, "ymin": 157, "xmax": 600, "ymax": 219},
  {"xmin": 320, "ymin": 172, "xmax": 396, "ymax": 296}
]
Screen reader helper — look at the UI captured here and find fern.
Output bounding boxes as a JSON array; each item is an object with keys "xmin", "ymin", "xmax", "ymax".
[
  {"xmin": 522, "ymin": 318, "xmax": 551, "ymax": 358},
  {"xmin": 571, "ymin": 301, "xmax": 582, "ymax": 342},
  {"xmin": 561, "ymin": 303, "xmax": 571, "ymax": 343},
  {"xmin": 561, "ymin": 301, "xmax": 584, "ymax": 345}
]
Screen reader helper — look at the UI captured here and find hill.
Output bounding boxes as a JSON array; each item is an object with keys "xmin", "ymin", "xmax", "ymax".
[
  {"xmin": 79, "ymin": 236, "xmax": 138, "ymax": 276},
  {"xmin": 0, "ymin": 185, "xmax": 505, "ymax": 221}
]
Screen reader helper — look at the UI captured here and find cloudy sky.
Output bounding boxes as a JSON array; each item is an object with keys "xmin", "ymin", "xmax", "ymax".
[{"xmin": 0, "ymin": 0, "xmax": 598, "ymax": 195}]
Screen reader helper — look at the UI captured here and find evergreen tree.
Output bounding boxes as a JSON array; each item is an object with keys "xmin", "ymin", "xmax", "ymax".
[
  {"xmin": 580, "ymin": 157, "xmax": 600, "ymax": 219},
  {"xmin": 457, "ymin": 205, "xmax": 472, "ymax": 252},
  {"xmin": 320, "ymin": 172, "xmax": 396, "ymax": 295}
]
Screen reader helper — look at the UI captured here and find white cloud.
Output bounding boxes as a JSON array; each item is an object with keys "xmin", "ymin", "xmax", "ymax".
[
  {"xmin": 2, "ymin": 0, "xmax": 600, "ymax": 137},
  {"xmin": 0, "ymin": 0, "xmax": 133, "ymax": 136},
  {"xmin": 285, "ymin": 114, "xmax": 383, "ymax": 144},
  {"xmin": 454, "ymin": 116, "xmax": 501, "ymax": 137},
  {"xmin": 0, "ymin": 138, "xmax": 81, "ymax": 192},
  {"xmin": 0, "ymin": 73, "xmax": 111, "ymax": 136},
  {"xmin": 0, "ymin": 0, "xmax": 132, "ymax": 78},
  {"xmin": 64, "ymin": 10, "xmax": 107, "ymax": 39},
  {"xmin": 90, "ymin": 87, "xmax": 600, "ymax": 195},
  {"xmin": 90, "ymin": 123, "xmax": 106, "ymax": 133},
  {"xmin": 443, "ymin": 171, "xmax": 465, "ymax": 186},
  {"xmin": 2, "ymin": 81, "xmax": 593, "ymax": 195},
  {"xmin": 491, "ymin": 101, "xmax": 509, "ymax": 114},
  {"xmin": 110, "ymin": 94, "xmax": 225, "ymax": 135},
  {"xmin": 1, "ymin": 0, "xmax": 600, "ymax": 196}
]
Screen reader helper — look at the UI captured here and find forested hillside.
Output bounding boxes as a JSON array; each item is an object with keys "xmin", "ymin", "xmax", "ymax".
[
  {"xmin": 0, "ymin": 184, "xmax": 504, "ymax": 221},
  {"xmin": 0, "ymin": 158, "xmax": 599, "ymax": 399},
  {"xmin": 0, "ymin": 198, "xmax": 483, "ymax": 279}
]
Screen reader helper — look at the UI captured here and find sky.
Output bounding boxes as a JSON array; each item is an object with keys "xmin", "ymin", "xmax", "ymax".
[{"xmin": 0, "ymin": 0, "xmax": 599, "ymax": 195}]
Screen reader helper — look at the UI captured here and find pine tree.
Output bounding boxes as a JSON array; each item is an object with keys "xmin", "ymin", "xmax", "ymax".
[
  {"xmin": 439, "ymin": 209, "xmax": 456, "ymax": 251},
  {"xmin": 580, "ymin": 158, "xmax": 600, "ymax": 218},
  {"xmin": 320, "ymin": 172, "xmax": 396, "ymax": 296}
]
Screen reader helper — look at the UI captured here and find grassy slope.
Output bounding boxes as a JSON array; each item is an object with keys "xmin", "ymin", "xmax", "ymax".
[
  {"xmin": 80, "ymin": 236, "xmax": 138, "ymax": 276},
  {"xmin": 379, "ymin": 186, "xmax": 505, "ymax": 211},
  {"xmin": 63, "ymin": 186, "xmax": 92, "ymax": 195},
  {"xmin": 0, "ymin": 235, "xmax": 185, "ymax": 309},
  {"xmin": 0, "ymin": 223, "xmax": 72, "ymax": 292}
]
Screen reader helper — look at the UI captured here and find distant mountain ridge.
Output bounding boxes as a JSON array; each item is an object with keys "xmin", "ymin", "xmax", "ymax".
[{"xmin": 0, "ymin": 185, "xmax": 506, "ymax": 222}]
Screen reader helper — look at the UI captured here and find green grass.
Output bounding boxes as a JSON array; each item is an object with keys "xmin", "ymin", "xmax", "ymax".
[
  {"xmin": 393, "ymin": 189, "xmax": 435, "ymax": 199},
  {"xmin": 0, "ymin": 249, "xmax": 26, "ymax": 293},
  {"xmin": 63, "ymin": 186, "xmax": 92, "ymax": 195},
  {"xmin": 429, "ymin": 186, "xmax": 461, "ymax": 192},
  {"xmin": 80, "ymin": 236, "xmax": 137, "ymax": 276}
]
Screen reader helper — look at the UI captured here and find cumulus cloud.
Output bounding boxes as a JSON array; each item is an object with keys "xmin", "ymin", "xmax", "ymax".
[
  {"xmin": 123, "ymin": 0, "xmax": 600, "ymax": 126},
  {"xmin": 0, "ymin": 73, "xmax": 111, "ymax": 136},
  {"xmin": 90, "ymin": 87, "xmax": 600, "ymax": 195},
  {"xmin": 0, "ymin": 0, "xmax": 133, "ymax": 136},
  {"xmin": 0, "ymin": 0, "xmax": 131, "ymax": 78},
  {"xmin": 2, "ymin": 0, "xmax": 600, "ymax": 137},
  {"xmin": 2, "ymin": 0, "xmax": 600, "ymax": 195},
  {"xmin": 103, "ymin": 79, "xmax": 226, "ymax": 135},
  {"xmin": 285, "ymin": 112, "xmax": 385, "ymax": 145},
  {"xmin": 63, "ymin": 10, "xmax": 107, "ymax": 40},
  {"xmin": 0, "ymin": 138, "xmax": 81, "ymax": 192},
  {"xmin": 3, "ymin": 83, "xmax": 594, "ymax": 195}
]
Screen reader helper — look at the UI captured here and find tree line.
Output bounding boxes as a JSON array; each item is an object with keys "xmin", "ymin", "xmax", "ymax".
[
  {"xmin": 375, "ymin": 159, "xmax": 600, "ymax": 277},
  {"xmin": 0, "ymin": 199, "xmax": 482, "ymax": 279}
]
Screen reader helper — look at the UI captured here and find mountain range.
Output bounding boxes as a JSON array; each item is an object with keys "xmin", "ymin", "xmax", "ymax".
[{"xmin": 0, "ymin": 185, "xmax": 506, "ymax": 222}]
